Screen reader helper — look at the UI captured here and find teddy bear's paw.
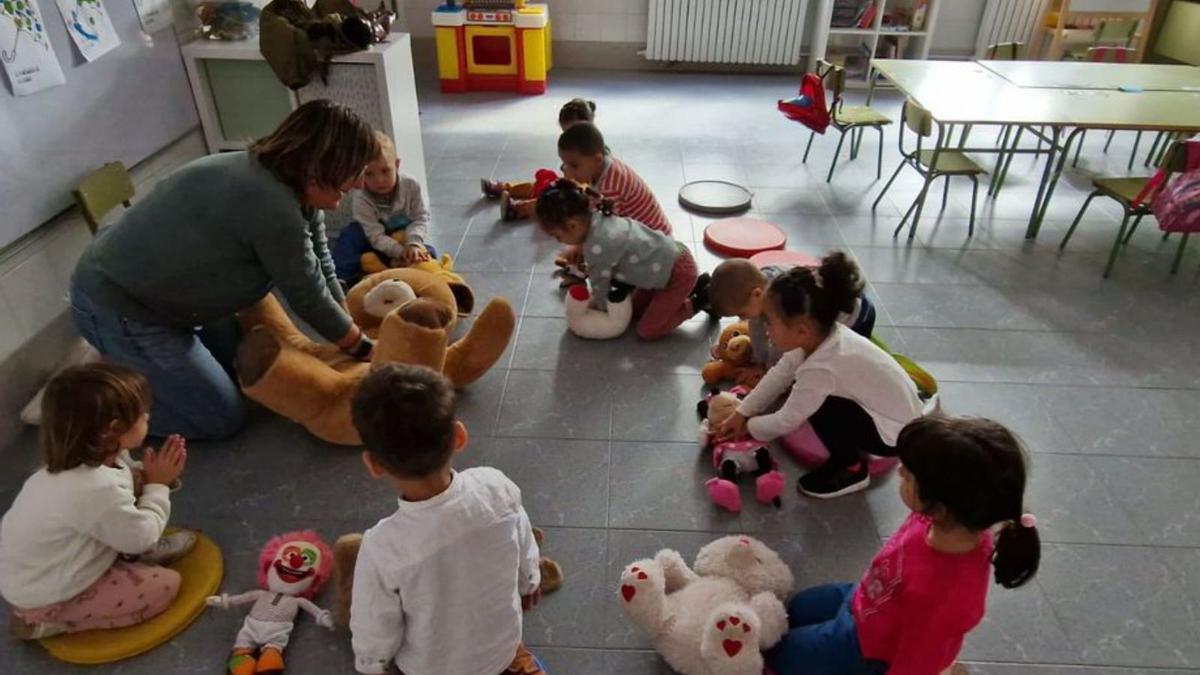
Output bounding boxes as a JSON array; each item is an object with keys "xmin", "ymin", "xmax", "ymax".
[
  {"xmin": 747, "ymin": 592, "xmax": 788, "ymax": 648},
  {"xmin": 700, "ymin": 604, "xmax": 764, "ymax": 675},
  {"xmin": 653, "ymin": 549, "xmax": 697, "ymax": 593},
  {"xmin": 618, "ymin": 559, "xmax": 665, "ymax": 629}
]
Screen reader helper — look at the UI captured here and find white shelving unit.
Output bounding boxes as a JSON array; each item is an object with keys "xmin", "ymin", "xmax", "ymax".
[{"xmin": 809, "ymin": 0, "xmax": 941, "ymax": 86}]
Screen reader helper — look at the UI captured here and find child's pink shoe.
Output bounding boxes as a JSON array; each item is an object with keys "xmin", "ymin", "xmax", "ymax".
[
  {"xmin": 755, "ymin": 470, "xmax": 785, "ymax": 508},
  {"xmin": 705, "ymin": 478, "xmax": 742, "ymax": 513}
]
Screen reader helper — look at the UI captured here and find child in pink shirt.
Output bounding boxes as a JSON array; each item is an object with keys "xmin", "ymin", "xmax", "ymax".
[{"xmin": 765, "ymin": 415, "xmax": 1041, "ymax": 675}]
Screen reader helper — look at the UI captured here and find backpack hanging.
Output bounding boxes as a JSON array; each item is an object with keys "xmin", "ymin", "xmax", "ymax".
[
  {"xmin": 777, "ymin": 72, "xmax": 831, "ymax": 134},
  {"xmin": 1132, "ymin": 139, "xmax": 1200, "ymax": 234}
]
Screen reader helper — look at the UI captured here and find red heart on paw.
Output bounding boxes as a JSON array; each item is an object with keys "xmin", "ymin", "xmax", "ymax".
[
  {"xmin": 743, "ymin": 623, "xmax": 752, "ymax": 633},
  {"xmin": 723, "ymin": 639, "xmax": 743, "ymax": 657},
  {"xmin": 729, "ymin": 616, "xmax": 740, "ymax": 626},
  {"xmin": 637, "ymin": 571, "xmax": 648, "ymax": 580},
  {"xmin": 621, "ymin": 585, "xmax": 636, "ymax": 602},
  {"xmin": 716, "ymin": 620, "xmax": 726, "ymax": 631}
]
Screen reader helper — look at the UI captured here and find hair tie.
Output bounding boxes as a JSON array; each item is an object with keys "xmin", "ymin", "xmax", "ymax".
[{"xmin": 1019, "ymin": 513, "xmax": 1037, "ymax": 528}]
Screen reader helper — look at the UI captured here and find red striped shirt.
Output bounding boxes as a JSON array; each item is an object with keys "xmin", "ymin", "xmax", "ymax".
[{"xmin": 595, "ymin": 156, "xmax": 672, "ymax": 236}]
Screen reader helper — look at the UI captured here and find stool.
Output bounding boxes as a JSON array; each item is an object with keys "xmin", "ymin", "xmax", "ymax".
[
  {"xmin": 679, "ymin": 180, "xmax": 753, "ymax": 215},
  {"xmin": 750, "ymin": 249, "xmax": 821, "ymax": 269}
]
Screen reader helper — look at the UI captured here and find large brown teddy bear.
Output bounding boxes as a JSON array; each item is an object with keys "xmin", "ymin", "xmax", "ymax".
[
  {"xmin": 701, "ymin": 321, "xmax": 765, "ymax": 390},
  {"xmin": 235, "ymin": 267, "xmax": 515, "ymax": 445}
]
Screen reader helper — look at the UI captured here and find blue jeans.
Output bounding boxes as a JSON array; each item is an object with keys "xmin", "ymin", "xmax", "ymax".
[
  {"xmin": 331, "ymin": 222, "xmax": 437, "ymax": 286},
  {"xmin": 765, "ymin": 584, "xmax": 886, "ymax": 675},
  {"xmin": 70, "ymin": 280, "xmax": 247, "ymax": 440}
]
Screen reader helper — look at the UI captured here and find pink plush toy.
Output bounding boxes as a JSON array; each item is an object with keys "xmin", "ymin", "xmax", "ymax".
[
  {"xmin": 698, "ymin": 388, "xmax": 785, "ymax": 513},
  {"xmin": 779, "ymin": 423, "xmax": 898, "ymax": 476},
  {"xmin": 206, "ymin": 531, "xmax": 335, "ymax": 675}
]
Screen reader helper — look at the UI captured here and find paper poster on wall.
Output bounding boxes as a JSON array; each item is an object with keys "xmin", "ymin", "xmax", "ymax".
[
  {"xmin": 131, "ymin": 0, "xmax": 171, "ymax": 33},
  {"xmin": 1, "ymin": 0, "xmax": 67, "ymax": 96},
  {"xmin": 55, "ymin": 0, "xmax": 119, "ymax": 61}
]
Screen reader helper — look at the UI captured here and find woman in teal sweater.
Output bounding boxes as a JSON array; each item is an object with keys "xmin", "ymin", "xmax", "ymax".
[{"xmin": 70, "ymin": 100, "xmax": 379, "ymax": 440}]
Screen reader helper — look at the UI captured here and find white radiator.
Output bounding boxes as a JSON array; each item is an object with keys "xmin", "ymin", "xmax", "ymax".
[
  {"xmin": 646, "ymin": 0, "xmax": 809, "ymax": 66},
  {"xmin": 974, "ymin": 0, "xmax": 1048, "ymax": 57}
]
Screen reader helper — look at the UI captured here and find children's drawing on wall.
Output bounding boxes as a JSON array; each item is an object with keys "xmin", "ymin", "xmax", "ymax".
[
  {"xmin": 132, "ymin": 0, "xmax": 172, "ymax": 34},
  {"xmin": 55, "ymin": 0, "xmax": 119, "ymax": 62},
  {"xmin": 1, "ymin": 0, "xmax": 67, "ymax": 95}
]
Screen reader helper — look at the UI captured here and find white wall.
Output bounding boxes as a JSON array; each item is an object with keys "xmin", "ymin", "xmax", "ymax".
[
  {"xmin": 398, "ymin": 0, "xmax": 984, "ymax": 56},
  {"xmin": 0, "ymin": 131, "xmax": 206, "ymax": 447}
]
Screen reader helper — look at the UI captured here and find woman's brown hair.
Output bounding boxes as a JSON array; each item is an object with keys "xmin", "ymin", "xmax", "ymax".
[
  {"xmin": 249, "ymin": 99, "xmax": 380, "ymax": 197},
  {"xmin": 40, "ymin": 363, "xmax": 151, "ymax": 473}
]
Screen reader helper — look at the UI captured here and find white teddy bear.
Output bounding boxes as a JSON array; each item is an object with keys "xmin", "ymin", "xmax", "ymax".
[{"xmin": 618, "ymin": 535, "xmax": 794, "ymax": 675}]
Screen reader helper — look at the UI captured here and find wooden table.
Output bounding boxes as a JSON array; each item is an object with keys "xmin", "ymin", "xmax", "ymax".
[
  {"xmin": 872, "ymin": 59, "xmax": 1200, "ymax": 238},
  {"xmin": 980, "ymin": 60, "xmax": 1200, "ymax": 92}
]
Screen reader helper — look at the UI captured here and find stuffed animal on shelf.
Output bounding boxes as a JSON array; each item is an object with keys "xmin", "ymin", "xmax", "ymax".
[
  {"xmin": 697, "ymin": 388, "xmax": 785, "ymax": 513},
  {"xmin": 235, "ymin": 267, "xmax": 515, "ymax": 445},
  {"xmin": 618, "ymin": 535, "xmax": 793, "ymax": 675},
  {"xmin": 702, "ymin": 321, "xmax": 765, "ymax": 389},
  {"xmin": 206, "ymin": 531, "xmax": 335, "ymax": 675},
  {"xmin": 564, "ymin": 281, "xmax": 633, "ymax": 340}
]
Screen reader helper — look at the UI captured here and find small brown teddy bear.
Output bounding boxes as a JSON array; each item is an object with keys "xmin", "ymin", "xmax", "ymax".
[{"xmin": 701, "ymin": 321, "xmax": 765, "ymax": 389}]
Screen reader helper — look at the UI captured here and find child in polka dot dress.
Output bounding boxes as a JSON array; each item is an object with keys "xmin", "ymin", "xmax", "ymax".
[
  {"xmin": 0, "ymin": 364, "xmax": 193, "ymax": 639},
  {"xmin": 536, "ymin": 179, "xmax": 711, "ymax": 341}
]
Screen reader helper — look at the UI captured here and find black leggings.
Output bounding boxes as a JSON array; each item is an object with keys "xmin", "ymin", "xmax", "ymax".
[{"xmin": 807, "ymin": 396, "xmax": 896, "ymax": 469}]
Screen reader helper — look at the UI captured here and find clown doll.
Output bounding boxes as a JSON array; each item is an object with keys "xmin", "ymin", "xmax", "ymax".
[{"xmin": 206, "ymin": 531, "xmax": 335, "ymax": 674}]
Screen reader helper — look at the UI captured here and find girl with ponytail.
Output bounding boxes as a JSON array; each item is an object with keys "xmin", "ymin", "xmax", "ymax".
[
  {"xmin": 535, "ymin": 179, "xmax": 710, "ymax": 341},
  {"xmin": 765, "ymin": 415, "xmax": 1040, "ymax": 675},
  {"xmin": 716, "ymin": 252, "xmax": 926, "ymax": 499}
]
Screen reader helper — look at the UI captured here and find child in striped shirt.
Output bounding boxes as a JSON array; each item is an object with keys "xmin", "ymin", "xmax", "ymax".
[{"xmin": 555, "ymin": 122, "xmax": 673, "ymax": 272}]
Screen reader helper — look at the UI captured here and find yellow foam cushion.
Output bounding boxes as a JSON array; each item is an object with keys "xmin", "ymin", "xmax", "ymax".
[{"xmin": 39, "ymin": 530, "xmax": 224, "ymax": 664}]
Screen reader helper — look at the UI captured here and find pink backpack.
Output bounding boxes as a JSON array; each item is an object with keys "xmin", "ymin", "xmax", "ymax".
[{"xmin": 1133, "ymin": 139, "xmax": 1200, "ymax": 234}]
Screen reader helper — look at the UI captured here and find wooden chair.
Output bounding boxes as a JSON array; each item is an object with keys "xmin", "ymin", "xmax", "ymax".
[
  {"xmin": 873, "ymin": 99, "xmax": 987, "ymax": 240},
  {"xmin": 1065, "ymin": 18, "xmax": 1140, "ymax": 59},
  {"xmin": 74, "ymin": 162, "xmax": 134, "ymax": 234},
  {"xmin": 802, "ymin": 59, "xmax": 892, "ymax": 183},
  {"xmin": 1060, "ymin": 140, "xmax": 1190, "ymax": 277},
  {"xmin": 1032, "ymin": 0, "xmax": 1154, "ymax": 61}
]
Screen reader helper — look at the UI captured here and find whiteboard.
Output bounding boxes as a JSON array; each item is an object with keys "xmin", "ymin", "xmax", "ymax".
[{"xmin": 0, "ymin": 0, "xmax": 198, "ymax": 249}]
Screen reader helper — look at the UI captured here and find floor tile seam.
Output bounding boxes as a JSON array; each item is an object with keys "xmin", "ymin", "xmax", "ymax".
[{"xmin": 935, "ymin": 379, "xmax": 1200, "ymax": 393}]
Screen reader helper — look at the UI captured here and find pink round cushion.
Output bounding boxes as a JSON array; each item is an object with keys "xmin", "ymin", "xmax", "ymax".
[
  {"xmin": 779, "ymin": 423, "xmax": 898, "ymax": 476},
  {"xmin": 703, "ymin": 217, "xmax": 787, "ymax": 258},
  {"xmin": 750, "ymin": 249, "xmax": 821, "ymax": 269}
]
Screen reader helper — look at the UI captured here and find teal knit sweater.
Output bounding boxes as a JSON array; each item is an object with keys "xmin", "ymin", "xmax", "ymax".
[{"xmin": 72, "ymin": 152, "xmax": 351, "ymax": 341}]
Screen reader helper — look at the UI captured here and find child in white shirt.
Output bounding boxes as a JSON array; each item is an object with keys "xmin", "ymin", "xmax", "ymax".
[
  {"xmin": 0, "ymin": 363, "xmax": 192, "ymax": 639},
  {"xmin": 336, "ymin": 364, "xmax": 546, "ymax": 675},
  {"xmin": 717, "ymin": 254, "xmax": 925, "ymax": 500}
]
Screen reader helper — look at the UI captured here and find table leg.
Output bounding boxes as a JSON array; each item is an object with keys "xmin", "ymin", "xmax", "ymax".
[
  {"xmin": 908, "ymin": 122, "xmax": 946, "ymax": 240},
  {"xmin": 1026, "ymin": 126, "xmax": 1084, "ymax": 240}
]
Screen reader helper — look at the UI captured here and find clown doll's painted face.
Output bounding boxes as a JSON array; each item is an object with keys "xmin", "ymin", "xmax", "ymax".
[{"xmin": 267, "ymin": 540, "xmax": 323, "ymax": 595}]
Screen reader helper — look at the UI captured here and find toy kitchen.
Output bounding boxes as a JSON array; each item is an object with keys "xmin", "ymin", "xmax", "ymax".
[{"xmin": 432, "ymin": 1, "xmax": 552, "ymax": 95}]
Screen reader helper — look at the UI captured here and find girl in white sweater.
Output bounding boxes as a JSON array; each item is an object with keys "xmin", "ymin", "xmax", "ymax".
[
  {"xmin": 0, "ymin": 364, "xmax": 191, "ymax": 639},
  {"xmin": 717, "ymin": 253, "xmax": 925, "ymax": 500}
]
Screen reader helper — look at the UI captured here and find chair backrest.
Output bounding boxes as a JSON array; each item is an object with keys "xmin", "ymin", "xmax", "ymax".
[
  {"xmin": 986, "ymin": 41, "xmax": 1023, "ymax": 60},
  {"xmin": 816, "ymin": 58, "xmax": 846, "ymax": 104},
  {"xmin": 1160, "ymin": 139, "xmax": 1199, "ymax": 173},
  {"xmin": 1092, "ymin": 18, "xmax": 1139, "ymax": 46},
  {"xmin": 902, "ymin": 99, "xmax": 933, "ymax": 138},
  {"xmin": 1087, "ymin": 45, "xmax": 1135, "ymax": 63},
  {"xmin": 74, "ymin": 162, "xmax": 134, "ymax": 234}
]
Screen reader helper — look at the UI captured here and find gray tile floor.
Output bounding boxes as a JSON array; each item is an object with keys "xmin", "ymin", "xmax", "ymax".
[{"xmin": 3, "ymin": 69, "xmax": 1199, "ymax": 673}]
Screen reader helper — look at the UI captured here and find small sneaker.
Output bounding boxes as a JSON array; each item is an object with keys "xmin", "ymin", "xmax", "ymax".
[
  {"xmin": 690, "ymin": 272, "xmax": 717, "ymax": 318},
  {"xmin": 500, "ymin": 190, "xmax": 520, "ymax": 221},
  {"xmin": 797, "ymin": 462, "xmax": 869, "ymax": 499},
  {"xmin": 9, "ymin": 614, "xmax": 67, "ymax": 640},
  {"xmin": 481, "ymin": 178, "xmax": 504, "ymax": 199},
  {"xmin": 140, "ymin": 530, "xmax": 198, "ymax": 566}
]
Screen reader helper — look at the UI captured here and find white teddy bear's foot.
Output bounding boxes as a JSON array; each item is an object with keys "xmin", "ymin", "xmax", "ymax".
[
  {"xmin": 748, "ymin": 591, "xmax": 789, "ymax": 648},
  {"xmin": 653, "ymin": 548, "xmax": 698, "ymax": 594},
  {"xmin": 618, "ymin": 558, "xmax": 665, "ymax": 631},
  {"xmin": 700, "ymin": 604, "xmax": 764, "ymax": 675}
]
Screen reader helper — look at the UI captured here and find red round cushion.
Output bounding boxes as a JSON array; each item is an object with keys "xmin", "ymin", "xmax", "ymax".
[
  {"xmin": 750, "ymin": 249, "xmax": 821, "ymax": 269},
  {"xmin": 703, "ymin": 217, "xmax": 787, "ymax": 258}
]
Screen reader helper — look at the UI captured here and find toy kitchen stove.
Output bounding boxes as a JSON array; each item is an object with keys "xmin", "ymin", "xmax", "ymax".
[{"xmin": 432, "ymin": 1, "xmax": 551, "ymax": 95}]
